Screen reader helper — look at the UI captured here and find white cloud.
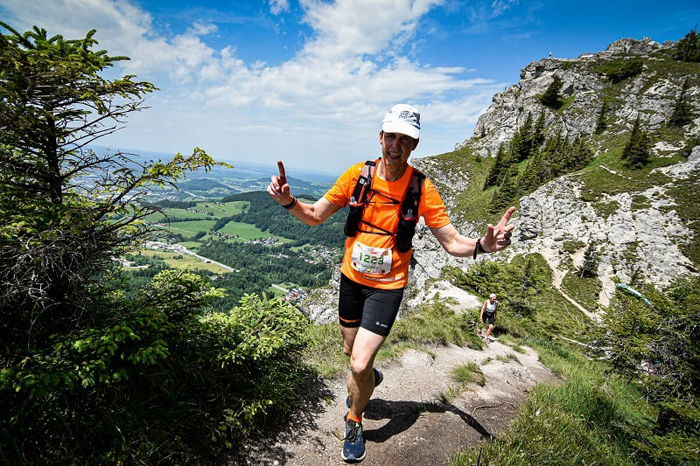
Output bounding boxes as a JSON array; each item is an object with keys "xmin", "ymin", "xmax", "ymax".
[
  {"xmin": 0, "ymin": 0, "xmax": 502, "ymax": 171},
  {"xmin": 490, "ymin": 0, "xmax": 519, "ymax": 18},
  {"xmin": 269, "ymin": 0, "xmax": 290, "ymax": 15}
]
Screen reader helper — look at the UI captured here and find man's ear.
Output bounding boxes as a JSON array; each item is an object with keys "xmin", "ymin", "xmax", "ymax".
[
  {"xmin": 412, "ymin": 138, "xmax": 419, "ymax": 150},
  {"xmin": 379, "ymin": 130, "xmax": 384, "ymax": 143}
]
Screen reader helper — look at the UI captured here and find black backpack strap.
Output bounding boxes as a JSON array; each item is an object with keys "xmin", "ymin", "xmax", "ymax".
[
  {"xmin": 395, "ymin": 167, "xmax": 425, "ymax": 252},
  {"xmin": 401, "ymin": 167, "xmax": 425, "ymax": 221},
  {"xmin": 345, "ymin": 160, "xmax": 376, "ymax": 237},
  {"xmin": 349, "ymin": 160, "xmax": 376, "ymax": 206}
]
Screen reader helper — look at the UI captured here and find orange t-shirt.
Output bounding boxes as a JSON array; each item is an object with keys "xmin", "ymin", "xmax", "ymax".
[{"xmin": 324, "ymin": 160, "xmax": 451, "ymax": 289}]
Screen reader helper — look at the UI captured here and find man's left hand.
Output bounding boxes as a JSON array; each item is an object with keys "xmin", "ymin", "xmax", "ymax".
[{"xmin": 482, "ymin": 206, "xmax": 515, "ymax": 252}]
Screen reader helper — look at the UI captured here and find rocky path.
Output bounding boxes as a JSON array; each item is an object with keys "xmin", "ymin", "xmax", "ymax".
[{"xmin": 226, "ymin": 335, "xmax": 555, "ymax": 465}]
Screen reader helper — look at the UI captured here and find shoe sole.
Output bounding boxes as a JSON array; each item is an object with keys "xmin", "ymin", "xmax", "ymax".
[
  {"xmin": 341, "ymin": 451, "xmax": 367, "ymax": 463},
  {"xmin": 346, "ymin": 368, "xmax": 383, "ymax": 408}
]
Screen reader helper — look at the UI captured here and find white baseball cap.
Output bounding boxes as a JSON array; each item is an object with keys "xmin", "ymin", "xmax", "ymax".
[
  {"xmin": 381, "ymin": 104, "xmax": 420, "ymax": 139},
  {"xmin": 489, "ymin": 293, "xmax": 497, "ymax": 298}
]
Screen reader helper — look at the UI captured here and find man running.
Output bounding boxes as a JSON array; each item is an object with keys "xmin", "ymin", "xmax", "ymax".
[
  {"xmin": 268, "ymin": 103, "xmax": 515, "ymax": 463},
  {"xmin": 480, "ymin": 293, "xmax": 499, "ymax": 343}
]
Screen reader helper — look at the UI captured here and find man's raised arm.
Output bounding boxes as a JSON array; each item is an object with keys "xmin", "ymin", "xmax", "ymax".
[{"xmin": 429, "ymin": 206, "xmax": 516, "ymax": 258}]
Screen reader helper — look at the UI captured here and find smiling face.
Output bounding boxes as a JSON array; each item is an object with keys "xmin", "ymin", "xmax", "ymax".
[
  {"xmin": 379, "ymin": 130, "xmax": 419, "ymax": 175},
  {"xmin": 490, "ymin": 296, "xmax": 497, "ymax": 303}
]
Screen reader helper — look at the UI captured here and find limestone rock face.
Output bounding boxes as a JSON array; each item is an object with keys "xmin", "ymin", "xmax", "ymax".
[{"xmin": 464, "ymin": 38, "xmax": 694, "ymax": 160}]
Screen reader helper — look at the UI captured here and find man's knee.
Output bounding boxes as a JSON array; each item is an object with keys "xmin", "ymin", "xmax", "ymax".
[{"xmin": 349, "ymin": 355, "xmax": 373, "ymax": 377}]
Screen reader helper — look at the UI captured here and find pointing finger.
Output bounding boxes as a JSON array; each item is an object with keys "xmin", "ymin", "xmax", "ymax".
[
  {"xmin": 277, "ymin": 160, "xmax": 287, "ymax": 185},
  {"xmin": 497, "ymin": 206, "xmax": 516, "ymax": 228}
]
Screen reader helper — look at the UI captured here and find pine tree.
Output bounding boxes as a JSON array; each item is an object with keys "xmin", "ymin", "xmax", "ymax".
[
  {"xmin": 539, "ymin": 75, "xmax": 564, "ymax": 109},
  {"xmin": 669, "ymin": 78, "xmax": 694, "ymax": 128},
  {"xmin": 578, "ymin": 243, "xmax": 599, "ymax": 278},
  {"xmin": 533, "ymin": 112, "xmax": 546, "ymax": 147},
  {"xmin": 511, "ymin": 112, "xmax": 535, "ymax": 162},
  {"xmin": 673, "ymin": 27, "xmax": 700, "ymax": 62},
  {"xmin": 565, "ymin": 137, "xmax": 594, "ymax": 172},
  {"xmin": 595, "ymin": 101, "xmax": 609, "ymax": 134},
  {"xmin": 483, "ymin": 143, "xmax": 509, "ymax": 189},
  {"xmin": 488, "ymin": 165, "xmax": 519, "ymax": 213},
  {"xmin": 621, "ymin": 117, "xmax": 651, "ymax": 169}
]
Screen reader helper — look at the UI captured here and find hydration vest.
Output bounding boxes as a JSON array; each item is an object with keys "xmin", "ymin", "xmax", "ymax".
[{"xmin": 344, "ymin": 160, "xmax": 425, "ymax": 253}]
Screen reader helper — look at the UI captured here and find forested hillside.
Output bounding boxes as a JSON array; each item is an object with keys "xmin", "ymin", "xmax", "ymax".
[{"xmin": 221, "ymin": 191, "xmax": 346, "ymax": 247}]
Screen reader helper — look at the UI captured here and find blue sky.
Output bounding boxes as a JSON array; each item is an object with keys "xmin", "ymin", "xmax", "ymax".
[{"xmin": 1, "ymin": 0, "xmax": 698, "ymax": 174}]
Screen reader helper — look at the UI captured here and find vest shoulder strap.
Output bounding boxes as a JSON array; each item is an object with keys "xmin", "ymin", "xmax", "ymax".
[{"xmin": 349, "ymin": 160, "xmax": 376, "ymax": 206}]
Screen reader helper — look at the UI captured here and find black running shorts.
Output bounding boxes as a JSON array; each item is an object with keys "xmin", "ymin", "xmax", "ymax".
[
  {"xmin": 338, "ymin": 274, "xmax": 405, "ymax": 337},
  {"xmin": 482, "ymin": 312, "xmax": 495, "ymax": 325}
]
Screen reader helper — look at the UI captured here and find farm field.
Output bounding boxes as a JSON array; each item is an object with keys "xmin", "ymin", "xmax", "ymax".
[{"xmin": 139, "ymin": 249, "xmax": 231, "ymax": 274}]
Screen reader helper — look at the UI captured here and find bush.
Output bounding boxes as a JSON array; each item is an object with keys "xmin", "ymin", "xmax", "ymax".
[
  {"xmin": 602, "ymin": 276, "xmax": 700, "ymax": 463},
  {"xmin": 599, "ymin": 58, "xmax": 644, "ymax": 83},
  {"xmin": 0, "ymin": 273, "xmax": 310, "ymax": 463}
]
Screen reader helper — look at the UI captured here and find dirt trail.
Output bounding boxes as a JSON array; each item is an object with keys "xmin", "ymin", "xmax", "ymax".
[{"xmin": 225, "ymin": 282, "xmax": 557, "ymax": 465}]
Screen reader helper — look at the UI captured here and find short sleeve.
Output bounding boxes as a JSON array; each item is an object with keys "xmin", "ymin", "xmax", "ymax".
[
  {"xmin": 421, "ymin": 178, "xmax": 451, "ymax": 229},
  {"xmin": 323, "ymin": 163, "xmax": 362, "ymax": 207}
]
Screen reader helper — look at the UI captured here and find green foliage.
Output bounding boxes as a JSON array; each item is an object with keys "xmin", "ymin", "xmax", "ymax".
[
  {"xmin": 539, "ymin": 75, "xmax": 564, "ymax": 109},
  {"xmin": 668, "ymin": 77, "xmax": 694, "ymax": 128},
  {"xmin": 450, "ymin": 355, "xmax": 648, "ymax": 466},
  {"xmin": 598, "ymin": 57, "xmax": 644, "ymax": 83},
  {"xmin": 482, "ymin": 143, "xmax": 510, "ymax": 190},
  {"xmin": 673, "ymin": 27, "xmax": 700, "ymax": 62},
  {"xmin": 450, "ymin": 362, "xmax": 485, "ymax": 387},
  {"xmin": 595, "ymin": 100, "xmax": 610, "ymax": 134},
  {"xmin": 1, "ymin": 272, "xmax": 311, "ymax": 463},
  {"xmin": 602, "ymin": 276, "xmax": 700, "ymax": 462},
  {"xmin": 621, "ymin": 117, "xmax": 651, "ymax": 168}
]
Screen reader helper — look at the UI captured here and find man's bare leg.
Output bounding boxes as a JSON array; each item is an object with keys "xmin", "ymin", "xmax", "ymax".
[
  {"xmin": 484, "ymin": 323, "xmax": 495, "ymax": 339},
  {"xmin": 341, "ymin": 326, "xmax": 385, "ymax": 419}
]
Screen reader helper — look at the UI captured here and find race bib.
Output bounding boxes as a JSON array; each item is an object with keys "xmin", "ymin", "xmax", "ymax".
[{"xmin": 351, "ymin": 241, "xmax": 392, "ymax": 275}]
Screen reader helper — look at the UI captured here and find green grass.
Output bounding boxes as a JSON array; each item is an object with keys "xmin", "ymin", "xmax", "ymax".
[
  {"xmin": 451, "ymin": 362, "xmax": 486, "ymax": 387},
  {"xmin": 449, "ymin": 339, "xmax": 657, "ymax": 466},
  {"xmin": 139, "ymin": 249, "xmax": 231, "ymax": 274},
  {"xmin": 217, "ymin": 221, "xmax": 274, "ymax": 240},
  {"xmin": 430, "ymin": 149, "xmax": 515, "ymax": 228},
  {"xmin": 560, "ymin": 273, "xmax": 601, "ymax": 314},
  {"xmin": 194, "ymin": 200, "xmax": 248, "ymax": 217},
  {"xmin": 152, "ymin": 219, "xmax": 217, "ymax": 237},
  {"xmin": 143, "ymin": 208, "xmax": 207, "ymax": 222},
  {"xmin": 303, "ymin": 323, "xmax": 347, "ymax": 379}
]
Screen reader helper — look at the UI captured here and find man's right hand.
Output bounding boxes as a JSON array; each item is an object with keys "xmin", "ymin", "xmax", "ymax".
[{"xmin": 267, "ymin": 160, "xmax": 292, "ymax": 205}]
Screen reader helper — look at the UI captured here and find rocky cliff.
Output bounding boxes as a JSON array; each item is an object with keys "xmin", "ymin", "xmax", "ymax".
[{"xmin": 420, "ymin": 36, "xmax": 700, "ymax": 313}]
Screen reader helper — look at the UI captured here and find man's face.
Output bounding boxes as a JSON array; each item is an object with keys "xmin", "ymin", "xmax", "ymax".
[{"xmin": 379, "ymin": 131, "xmax": 418, "ymax": 170}]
